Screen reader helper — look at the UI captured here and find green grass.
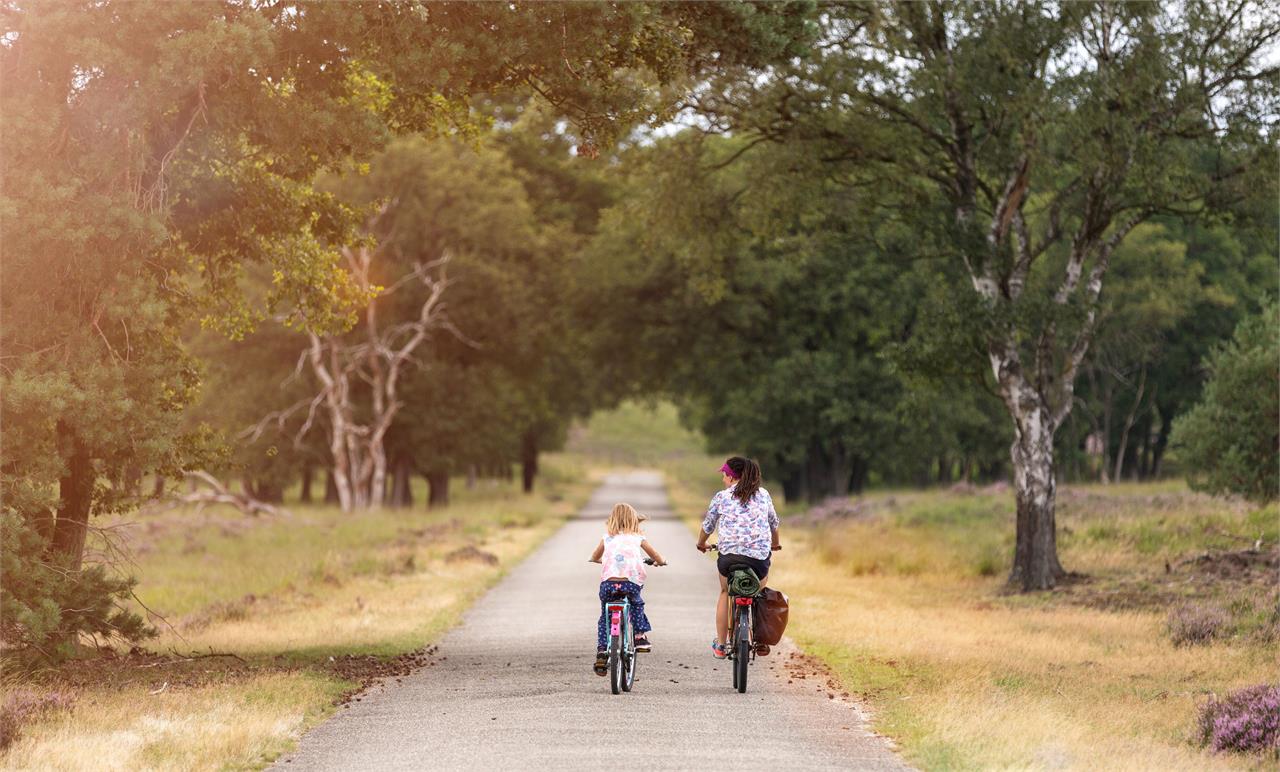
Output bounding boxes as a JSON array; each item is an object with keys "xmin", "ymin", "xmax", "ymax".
[{"xmin": 564, "ymin": 400, "xmax": 707, "ymax": 466}]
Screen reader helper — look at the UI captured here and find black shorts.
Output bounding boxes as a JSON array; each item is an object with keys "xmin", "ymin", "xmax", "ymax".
[{"xmin": 717, "ymin": 552, "xmax": 770, "ymax": 581}]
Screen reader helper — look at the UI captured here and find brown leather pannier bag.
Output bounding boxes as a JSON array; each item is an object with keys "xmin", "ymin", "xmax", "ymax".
[{"xmin": 753, "ymin": 587, "xmax": 790, "ymax": 646}]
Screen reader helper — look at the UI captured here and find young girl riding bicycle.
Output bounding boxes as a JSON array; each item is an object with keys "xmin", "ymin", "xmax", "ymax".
[{"xmin": 588, "ymin": 503, "xmax": 666, "ymax": 675}]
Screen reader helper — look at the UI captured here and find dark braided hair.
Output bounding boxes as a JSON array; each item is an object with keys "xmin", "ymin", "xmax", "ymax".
[{"xmin": 725, "ymin": 456, "xmax": 762, "ymax": 505}]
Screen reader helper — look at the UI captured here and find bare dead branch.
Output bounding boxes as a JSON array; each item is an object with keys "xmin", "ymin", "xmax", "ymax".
[{"xmin": 152, "ymin": 470, "xmax": 293, "ymax": 518}]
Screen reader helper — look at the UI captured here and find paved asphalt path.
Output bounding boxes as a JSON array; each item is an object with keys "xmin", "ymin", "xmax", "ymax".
[{"xmin": 275, "ymin": 471, "xmax": 910, "ymax": 771}]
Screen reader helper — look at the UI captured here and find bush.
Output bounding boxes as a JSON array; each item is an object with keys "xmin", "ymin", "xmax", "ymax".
[
  {"xmin": 1196, "ymin": 683, "xmax": 1280, "ymax": 755},
  {"xmin": 1172, "ymin": 300, "xmax": 1279, "ymax": 503},
  {"xmin": 1165, "ymin": 602, "xmax": 1229, "ymax": 646},
  {"xmin": 0, "ymin": 512, "xmax": 153, "ymax": 662},
  {"xmin": 0, "ymin": 689, "xmax": 75, "ymax": 750}
]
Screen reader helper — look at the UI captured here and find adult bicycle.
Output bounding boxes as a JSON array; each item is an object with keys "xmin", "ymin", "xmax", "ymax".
[{"xmin": 706, "ymin": 544, "xmax": 763, "ymax": 694}]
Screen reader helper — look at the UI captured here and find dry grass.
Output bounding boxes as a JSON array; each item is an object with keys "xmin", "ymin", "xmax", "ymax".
[
  {"xmin": 3, "ymin": 673, "xmax": 344, "ymax": 772},
  {"xmin": 585, "ymin": 405, "xmax": 1278, "ymax": 770},
  {"xmin": 765, "ymin": 485, "xmax": 1279, "ymax": 771},
  {"xmin": 1, "ymin": 458, "xmax": 592, "ymax": 771}
]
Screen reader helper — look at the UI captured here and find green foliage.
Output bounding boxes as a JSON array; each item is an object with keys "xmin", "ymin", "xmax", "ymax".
[
  {"xmin": 1, "ymin": 1, "xmax": 815, "ymax": 655},
  {"xmin": 0, "ymin": 513, "xmax": 153, "ymax": 663},
  {"xmin": 1173, "ymin": 301, "xmax": 1280, "ymax": 502},
  {"xmin": 587, "ymin": 130, "xmax": 1011, "ymax": 500}
]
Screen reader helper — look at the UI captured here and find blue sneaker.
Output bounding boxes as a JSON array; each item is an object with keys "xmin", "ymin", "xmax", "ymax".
[{"xmin": 711, "ymin": 640, "xmax": 727, "ymax": 659}]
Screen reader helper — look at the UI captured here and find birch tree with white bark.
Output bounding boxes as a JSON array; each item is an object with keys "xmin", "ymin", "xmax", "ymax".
[
  {"xmin": 689, "ymin": 0, "xmax": 1279, "ymax": 589},
  {"xmin": 299, "ymin": 243, "xmax": 452, "ymax": 512},
  {"xmin": 248, "ymin": 209, "xmax": 455, "ymax": 513}
]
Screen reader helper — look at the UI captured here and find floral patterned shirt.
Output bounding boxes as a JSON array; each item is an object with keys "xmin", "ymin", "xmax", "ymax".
[
  {"xmin": 702, "ymin": 487, "xmax": 779, "ymax": 561},
  {"xmin": 600, "ymin": 533, "xmax": 648, "ymax": 586}
]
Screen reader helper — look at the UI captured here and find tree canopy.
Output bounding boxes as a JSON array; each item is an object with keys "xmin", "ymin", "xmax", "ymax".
[{"xmin": 0, "ymin": 0, "xmax": 817, "ymax": 657}]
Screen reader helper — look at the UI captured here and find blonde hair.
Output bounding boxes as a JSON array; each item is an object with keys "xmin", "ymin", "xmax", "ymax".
[{"xmin": 606, "ymin": 503, "xmax": 642, "ymax": 536}]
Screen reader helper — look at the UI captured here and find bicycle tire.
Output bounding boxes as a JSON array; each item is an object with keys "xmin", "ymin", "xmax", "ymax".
[
  {"xmin": 609, "ymin": 609, "xmax": 624, "ymax": 695},
  {"xmin": 729, "ymin": 607, "xmax": 740, "ymax": 690},
  {"xmin": 734, "ymin": 610, "xmax": 750, "ymax": 693},
  {"xmin": 622, "ymin": 619, "xmax": 635, "ymax": 692}
]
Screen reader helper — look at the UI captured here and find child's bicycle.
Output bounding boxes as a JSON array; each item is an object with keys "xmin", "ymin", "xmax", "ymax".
[
  {"xmin": 708, "ymin": 544, "xmax": 762, "ymax": 693},
  {"xmin": 602, "ymin": 558, "xmax": 661, "ymax": 695}
]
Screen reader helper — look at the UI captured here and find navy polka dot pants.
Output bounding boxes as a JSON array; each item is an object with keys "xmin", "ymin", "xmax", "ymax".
[{"xmin": 597, "ymin": 580, "xmax": 651, "ymax": 650}]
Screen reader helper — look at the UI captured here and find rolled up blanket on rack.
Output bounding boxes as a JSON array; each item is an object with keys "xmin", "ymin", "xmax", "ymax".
[{"xmin": 728, "ymin": 567, "xmax": 761, "ymax": 597}]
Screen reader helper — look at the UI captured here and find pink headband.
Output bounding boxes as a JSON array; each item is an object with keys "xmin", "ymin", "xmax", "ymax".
[{"xmin": 720, "ymin": 463, "xmax": 738, "ymax": 479}]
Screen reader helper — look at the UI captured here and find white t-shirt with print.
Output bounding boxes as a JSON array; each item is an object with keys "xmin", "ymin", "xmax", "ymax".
[{"xmin": 600, "ymin": 533, "xmax": 647, "ymax": 585}]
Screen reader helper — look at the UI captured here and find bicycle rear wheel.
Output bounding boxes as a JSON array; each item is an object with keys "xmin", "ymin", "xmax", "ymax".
[
  {"xmin": 734, "ymin": 610, "xmax": 750, "ymax": 693},
  {"xmin": 609, "ymin": 651, "xmax": 622, "ymax": 694},
  {"xmin": 622, "ymin": 622, "xmax": 636, "ymax": 692}
]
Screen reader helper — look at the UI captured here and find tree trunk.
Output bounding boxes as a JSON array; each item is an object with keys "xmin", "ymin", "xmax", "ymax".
[
  {"xmin": 368, "ymin": 438, "xmax": 388, "ymax": 510},
  {"xmin": 1137, "ymin": 415, "xmax": 1153, "ymax": 480},
  {"xmin": 1007, "ymin": 406, "xmax": 1067, "ymax": 591},
  {"xmin": 979, "ymin": 457, "xmax": 1005, "ymax": 483},
  {"xmin": 427, "ymin": 470, "xmax": 450, "ymax": 508},
  {"xmin": 804, "ymin": 452, "xmax": 833, "ymax": 503},
  {"xmin": 50, "ymin": 427, "xmax": 93, "ymax": 571},
  {"xmin": 781, "ymin": 468, "xmax": 807, "ymax": 504},
  {"xmin": 324, "ymin": 469, "xmax": 340, "ymax": 504},
  {"xmin": 848, "ymin": 457, "xmax": 869, "ymax": 495},
  {"xmin": 1151, "ymin": 407, "xmax": 1173, "ymax": 478},
  {"xmin": 300, "ymin": 465, "xmax": 314, "ymax": 504},
  {"xmin": 152, "ymin": 475, "xmax": 165, "ymax": 499},
  {"xmin": 389, "ymin": 454, "xmax": 413, "ymax": 508},
  {"xmin": 1099, "ymin": 375, "xmax": 1114, "ymax": 484},
  {"xmin": 804, "ymin": 441, "xmax": 851, "ymax": 503},
  {"xmin": 1113, "ymin": 366, "xmax": 1146, "ymax": 483},
  {"xmin": 125, "ymin": 465, "xmax": 142, "ymax": 498},
  {"xmin": 521, "ymin": 431, "xmax": 538, "ymax": 494},
  {"xmin": 255, "ymin": 480, "xmax": 284, "ymax": 504},
  {"xmin": 466, "ymin": 465, "xmax": 477, "ymax": 490}
]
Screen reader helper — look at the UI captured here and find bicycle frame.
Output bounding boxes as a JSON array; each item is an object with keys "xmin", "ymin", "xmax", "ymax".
[
  {"xmin": 604, "ymin": 591, "xmax": 636, "ymax": 694},
  {"xmin": 605, "ymin": 597, "xmax": 632, "ymax": 653},
  {"xmin": 726, "ymin": 578, "xmax": 757, "ymax": 693},
  {"xmin": 726, "ymin": 595, "xmax": 754, "ymax": 654}
]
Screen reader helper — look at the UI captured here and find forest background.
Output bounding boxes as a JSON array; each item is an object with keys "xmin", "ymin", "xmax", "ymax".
[{"xmin": 1, "ymin": 2, "xmax": 1277, "ymax": 768}]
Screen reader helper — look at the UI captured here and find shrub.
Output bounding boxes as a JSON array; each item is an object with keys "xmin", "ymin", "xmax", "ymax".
[
  {"xmin": 0, "ymin": 512, "xmax": 154, "ymax": 662},
  {"xmin": 1196, "ymin": 683, "xmax": 1280, "ymax": 755},
  {"xmin": 0, "ymin": 689, "xmax": 75, "ymax": 750},
  {"xmin": 1172, "ymin": 300, "xmax": 1279, "ymax": 503},
  {"xmin": 1165, "ymin": 602, "xmax": 1229, "ymax": 646}
]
